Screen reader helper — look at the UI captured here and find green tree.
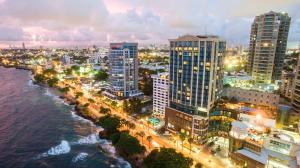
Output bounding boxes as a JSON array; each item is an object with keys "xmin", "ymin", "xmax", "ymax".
[
  {"xmin": 126, "ymin": 98, "xmax": 142, "ymax": 114},
  {"xmin": 59, "ymin": 87, "xmax": 70, "ymax": 93},
  {"xmin": 138, "ymin": 131, "xmax": 145, "ymax": 144},
  {"xmin": 65, "ymin": 68, "xmax": 72, "ymax": 75},
  {"xmin": 47, "ymin": 77, "xmax": 59, "ymax": 87},
  {"xmin": 33, "ymin": 74, "xmax": 45, "ymax": 83},
  {"xmin": 88, "ymin": 98, "xmax": 95, "ymax": 103},
  {"xmin": 94, "ymin": 70, "xmax": 109, "ymax": 81},
  {"xmin": 123, "ymin": 99, "xmax": 130, "ymax": 112},
  {"xmin": 71, "ymin": 65, "xmax": 80, "ymax": 71},
  {"xmin": 179, "ymin": 132, "xmax": 187, "ymax": 150},
  {"xmin": 195, "ymin": 163, "xmax": 203, "ymax": 168},
  {"xmin": 97, "ymin": 115, "xmax": 121, "ymax": 134},
  {"xmin": 128, "ymin": 122, "xmax": 136, "ymax": 130},
  {"xmin": 99, "ymin": 106, "xmax": 111, "ymax": 115},
  {"xmin": 115, "ymin": 132, "xmax": 146, "ymax": 156},
  {"xmin": 75, "ymin": 92, "xmax": 84, "ymax": 99},
  {"xmin": 146, "ymin": 135, "xmax": 153, "ymax": 149},
  {"xmin": 188, "ymin": 137, "xmax": 193, "ymax": 154},
  {"xmin": 143, "ymin": 148, "xmax": 193, "ymax": 168}
]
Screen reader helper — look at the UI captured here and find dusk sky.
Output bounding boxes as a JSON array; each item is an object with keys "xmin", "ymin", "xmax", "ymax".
[{"xmin": 0, "ymin": 0, "xmax": 299, "ymax": 48}]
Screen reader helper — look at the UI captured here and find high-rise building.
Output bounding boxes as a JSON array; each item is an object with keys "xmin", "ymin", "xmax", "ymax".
[
  {"xmin": 165, "ymin": 35, "xmax": 226, "ymax": 143},
  {"xmin": 22, "ymin": 42, "xmax": 26, "ymax": 50},
  {"xmin": 292, "ymin": 55, "xmax": 300, "ymax": 113},
  {"xmin": 152, "ymin": 72, "xmax": 169, "ymax": 118},
  {"xmin": 246, "ymin": 11, "xmax": 291, "ymax": 83},
  {"xmin": 280, "ymin": 71, "xmax": 295, "ymax": 99},
  {"xmin": 107, "ymin": 42, "xmax": 142, "ymax": 98}
]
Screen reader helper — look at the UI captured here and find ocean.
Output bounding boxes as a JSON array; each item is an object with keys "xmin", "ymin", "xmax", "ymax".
[{"xmin": 0, "ymin": 66, "xmax": 130, "ymax": 168}]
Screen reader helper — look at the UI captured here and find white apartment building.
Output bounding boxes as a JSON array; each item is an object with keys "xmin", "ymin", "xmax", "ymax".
[{"xmin": 152, "ymin": 72, "xmax": 169, "ymax": 118}]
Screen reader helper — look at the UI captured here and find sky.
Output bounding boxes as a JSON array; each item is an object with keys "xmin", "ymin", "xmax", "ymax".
[{"xmin": 0, "ymin": 0, "xmax": 299, "ymax": 48}]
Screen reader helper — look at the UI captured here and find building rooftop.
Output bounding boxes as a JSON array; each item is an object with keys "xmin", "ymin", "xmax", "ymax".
[{"xmin": 169, "ymin": 35, "xmax": 221, "ymax": 42}]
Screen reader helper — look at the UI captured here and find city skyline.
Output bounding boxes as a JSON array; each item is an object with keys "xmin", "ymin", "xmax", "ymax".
[{"xmin": 0, "ymin": 0, "xmax": 299, "ymax": 48}]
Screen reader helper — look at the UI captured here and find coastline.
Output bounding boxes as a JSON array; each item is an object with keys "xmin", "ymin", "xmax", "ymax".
[{"xmin": 0, "ymin": 65, "xmax": 133, "ymax": 167}]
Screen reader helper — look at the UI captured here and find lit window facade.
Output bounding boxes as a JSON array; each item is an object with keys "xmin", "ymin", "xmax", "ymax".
[
  {"xmin": 108, "ymin": 43, "xmax": 142, "ymax": 98},
  {"xmin": 165, "ymin": 35, "xmax": 226, "ymax": 143}
]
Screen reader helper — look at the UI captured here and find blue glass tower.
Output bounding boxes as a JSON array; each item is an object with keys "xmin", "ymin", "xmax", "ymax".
[{"xmin": 165, "ymin": 35, "xmax": 226, "ymax": 143}]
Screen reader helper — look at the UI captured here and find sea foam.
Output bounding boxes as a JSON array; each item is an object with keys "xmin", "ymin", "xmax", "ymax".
[
  {"xmin": 73, "ymin": 134, "xmax": 99, "ymax": 145},
  {"xmin": 36, "ymin": 140, "xmax": 71, "ymax": 159},
  {"xmin": 72, "ymin": 152, "xmax": 88, "ymax": 163}
]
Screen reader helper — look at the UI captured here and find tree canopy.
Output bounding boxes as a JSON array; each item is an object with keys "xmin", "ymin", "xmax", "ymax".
[
  {"xmin": 115, "ymin": 132, "xmax": 146, "ymax": 156},
  {"xmin": 94, "ymin": 70, "xmax": 108, "ymax": 81},
  {"xmin": 123, "ymin": 98, "xmax": 142, "ymax": 114},
  {"xmin": 143, "ymin": 148, "xmax": 193, "ymax": 168},
  {"xmin": 97, "ymin": 115, "xmax": 121, "ymax": 134}
]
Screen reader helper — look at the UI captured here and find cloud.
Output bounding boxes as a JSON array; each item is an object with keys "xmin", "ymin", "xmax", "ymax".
[
  {"xmin": 0, "ymin": 0, "xmax": 298, "ymax": 47},
  {"xmin": 0, "ymin": 26, "xmax": 24, "ymax": 41}
]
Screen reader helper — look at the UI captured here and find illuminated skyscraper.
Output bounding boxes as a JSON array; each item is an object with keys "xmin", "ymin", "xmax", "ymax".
[
  {"xmin": 246, "ymin": 11, "xmax": 291, "ymax": 83},
  {"xmin": 108, "ymin": 42, "xmax": 142, "ymax": 98},
  {"xmin": 165, "ymin": 35, "xmax": 226, "ymax": 143}
]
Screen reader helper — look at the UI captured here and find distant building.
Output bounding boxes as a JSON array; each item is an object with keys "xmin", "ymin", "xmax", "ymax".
[
  {"xmin": 152, "ymin": 73, "xmax": 169, "ymax": 118},
  {"xmin": 165, "ymin": 35, "xmax": 226, "ymax": 143},
  {"xmin": 280, "ymin": 71, "xmax": 295, "ymax": 99},
  {"xmin": 62, "ymin": 55, "xmax": 71, "ymax": 65},
  {"xmin": 292, "ymin": 55, "xmax": 300, "ymax": 113},
  {"xmin": 22, "ymin": 42, "xmax": 26, "ymax": 50},
  {"xmin": 246, "ymin": 11, "xmax": 291, "ymax": 84},
  {"xmin": 107, "ymin": 42, "xmax": 142, "ymax": 99}
]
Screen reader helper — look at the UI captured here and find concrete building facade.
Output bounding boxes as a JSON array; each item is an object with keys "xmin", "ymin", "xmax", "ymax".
[
  {"xmin": 107, "ymin": 42, "xmax": 142, "ymax": 98},
  {"xmin": 223, "ymin": 87, "xmax": 280, "ymax": 107},
  {"xmin": 292, "ymin": 55, "xmax": 300, "ymax": 113},
  {"xmin": 280, "ymin": 71, "xmax": 295, "ymax": 100},
  {"xmin": 152, "ymin": 73, "xmax": 169, "ymax": 118},
  {"xmin": 246, "ymin": 11, "xmax": 291, "ymax": 84}
]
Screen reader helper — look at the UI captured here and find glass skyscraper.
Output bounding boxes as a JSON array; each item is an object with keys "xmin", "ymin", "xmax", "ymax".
[
  {"xmin": 107, "ymin": 42, "xmax": 142, "ymax": 98},
  {"xmin": 165, "ymin": 35, "xmax": 226, "ymax": 143}
]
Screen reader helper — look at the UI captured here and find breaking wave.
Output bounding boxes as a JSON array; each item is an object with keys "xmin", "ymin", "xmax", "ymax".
[
  {"xmin": 72, "ymin": 134, "xmax": 99, "ymax": 145},
  {"xmin": 36, "ymin": 140, "xmax": 71, "ymax": 159},
  {"xmin": 72, "ymin": 152, "xmax": 88, "ymax": 163}
]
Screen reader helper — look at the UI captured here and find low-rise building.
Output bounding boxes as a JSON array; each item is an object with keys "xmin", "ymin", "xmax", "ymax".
[
  {"xmin": 152, "ymin": 73, "xmax": 169, "ymax": 118},
  {"xmin": 223, "ymin": 87, "xmax": 280, "ymax": 107},
  {"xmin": 229, "ymin": 120, "xmax": 300, "ymax": 168}
]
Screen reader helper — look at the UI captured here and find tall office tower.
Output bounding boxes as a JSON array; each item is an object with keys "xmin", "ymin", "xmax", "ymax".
[
  {"xmin": 246, "ymin": 11, "xmax": 291, "ymax": 83},
  {"xmin": 292, "ymin": 55, "xmax": 300, "ymax": 113},
  {"xmin": 152, "ymin": 72, "xmax": 169, "ymax": 118},
  {"xmin": 165, "ymin": 35, "xmax": 226, "ymax": 143},
  {"xmin": 108, "ymin": 42, "xmax": 142, "ymax": 98}
]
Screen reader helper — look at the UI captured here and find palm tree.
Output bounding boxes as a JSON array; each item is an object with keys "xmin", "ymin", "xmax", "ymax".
[
  {"xmin": 128, "ymin": 122, "xmax": 136, "ymax": 130},
  {"xmin": 147, "ymin": 120, "xmax": 151, "ymax": 131},
  {"xmin": 188, "ymin": 137, "xmax": 193, "ymax": 154},
  {"xmin": 146, "ymin": 135, "xmax": 152, "ymax": 149},
  {"xmin": 139, "ymin": 131, "xmax": 145, "ymax": 144},
  {"xmin": 179, "ymin": 132, "xmax": 186, "ymax": 150},
  {"xmin": 99, "ymin": 106, "xmax": 111, "ymax": 115}
]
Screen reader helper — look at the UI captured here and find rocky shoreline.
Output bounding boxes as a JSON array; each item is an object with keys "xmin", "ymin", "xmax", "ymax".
[{"xmin": 1, "ymin": 65, "xmax": 145, "ymax": 167}]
